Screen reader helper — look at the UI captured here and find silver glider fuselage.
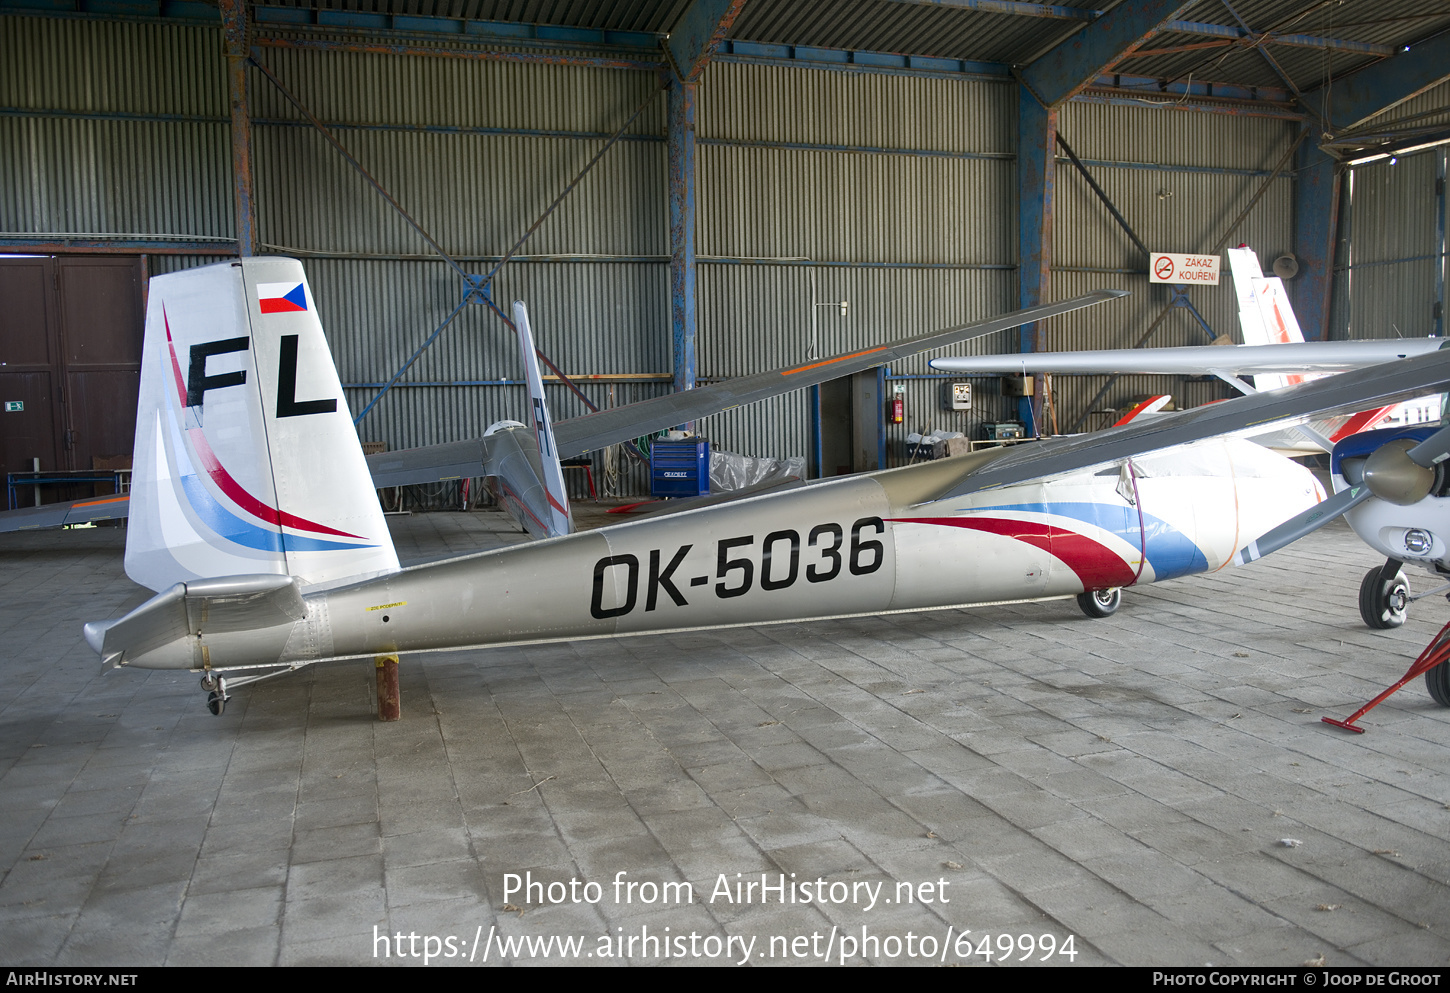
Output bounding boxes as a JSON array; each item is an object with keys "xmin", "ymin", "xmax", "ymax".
[{"xmin": 110, "ymin": 437, "xmax": 1321, "ymax": 673}]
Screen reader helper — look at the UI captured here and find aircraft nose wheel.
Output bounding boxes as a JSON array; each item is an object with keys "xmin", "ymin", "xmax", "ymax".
[
  {"xmin": 1077, "ymin": 588, "xmax": 1122, "ymax": 618},
  {"xmin": 200, "ymin": 675, "xmax": 229, "ymax": 716},
  {"xmin": 1358, "ymin": 566, "xmax": 1409, "ymax": 629}
]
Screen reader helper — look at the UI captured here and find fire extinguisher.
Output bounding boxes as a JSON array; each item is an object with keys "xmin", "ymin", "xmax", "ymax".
[{"xmin": 889, "ymin": 392, "xmax": 905, "ymax": 425}]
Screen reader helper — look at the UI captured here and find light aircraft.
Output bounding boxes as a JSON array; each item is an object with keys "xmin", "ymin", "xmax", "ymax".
[
  {"xmin": 79, "ymin": 258, "xmax": 1450, "ymax": 720},
  {"xmin": 930, "ymin": 247, "xmax": 1450, "ymax": 728}
]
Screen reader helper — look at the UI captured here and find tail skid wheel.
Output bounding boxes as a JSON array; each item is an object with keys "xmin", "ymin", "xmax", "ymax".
[
  {"xmin": 1077, "ymin": 588, "xmax": 1121, "ymax": 618},
  {"xmin": 1359, "ymin": 567, "xmax": 1409, "ymax": 629},
  {"xmin": 205, "ymin": 676, "xmax": 229, "ymax": 716}
]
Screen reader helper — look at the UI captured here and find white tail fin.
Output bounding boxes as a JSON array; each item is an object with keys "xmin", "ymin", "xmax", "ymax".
[
  {"xmin": 512, "ymin": 301, "xmax": 573, "ymax": 537},
  {"xmin": 125, "ymin": 258, "xmax": 399, "ymax": 592},
  {"xmin": 1228, "ymin": 246, "xmax": 1306, "ymax": 391},
  {"xmin": 1228, "ymin": 246, "xmax": 1393, "ymax": 446}
]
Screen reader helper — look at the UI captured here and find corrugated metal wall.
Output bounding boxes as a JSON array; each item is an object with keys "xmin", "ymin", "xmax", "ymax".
[
  {"xmin": 695, "ymin": 61, "xmax": 1018, "ymax": 461},
  {"xmin": 1048, "ymin": 103, "xmax": 1298, "ymax": 428},
  {"xmin": 245, "ymin": 41, "xmax": 670, "ymax": 473},
  {"xmin": 0, "ymin": 16, "xmax": 232, "ymax": 239},
  {"xmin": 1333, "ymin": 149, "xmax": 1445, "ymax": 340}
]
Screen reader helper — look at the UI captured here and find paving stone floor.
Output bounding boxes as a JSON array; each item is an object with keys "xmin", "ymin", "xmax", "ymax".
[{"xmin": 1, "ymin": 510, "xmax": 1448, "ymax": 966}]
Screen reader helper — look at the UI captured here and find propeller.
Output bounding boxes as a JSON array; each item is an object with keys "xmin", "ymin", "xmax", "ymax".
[{"xmin": 1236, "ymin": 421, "xmax": 1450, "ymax": 565}]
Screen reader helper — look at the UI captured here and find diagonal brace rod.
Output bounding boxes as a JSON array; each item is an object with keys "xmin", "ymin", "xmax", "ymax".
[
  {"xmin": 1068, "ymin": 131, "xmax": 1305, "ymax": 430},
  {"xmin": 1057, "ymin": 132, "xmax": 1218, "ymax": 342},
  {"xmin": 481, "ymin": 82, "xmax": 664, "ymax": 289},
  {"xmin": 249, "ymin": 54, "xmax": 470, "ymax": 281},
  {"xmin": 249, "ymin": 53, "xmax": 599, "ymax": 424},
  {"xmin": 353, "ymin": 293, "xmax": 474, "ymax": 425}
]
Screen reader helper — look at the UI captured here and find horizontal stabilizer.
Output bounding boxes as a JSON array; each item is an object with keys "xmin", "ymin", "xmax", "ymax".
[
  {"xmin": 366, "ymin": 438, "xmax": 490, "ymax": 489},
  {"xmin": 84, "ymin": 574, "xmax": 305, "ymax": 669}
]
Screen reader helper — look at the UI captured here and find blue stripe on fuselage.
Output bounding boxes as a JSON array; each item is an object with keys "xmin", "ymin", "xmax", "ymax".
[{"xmin": 960, "ymin": 502, "xmax": 1208, "ymax": 581}]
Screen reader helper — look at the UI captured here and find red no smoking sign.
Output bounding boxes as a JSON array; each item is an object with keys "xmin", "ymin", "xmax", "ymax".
[{"xmin": 1149, "ymin": 253, "xmax": 1220, "ymax": 285}]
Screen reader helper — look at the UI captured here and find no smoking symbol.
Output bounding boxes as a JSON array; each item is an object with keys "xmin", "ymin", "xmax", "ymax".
[{"xmin": 1154, "ymin": 256, "xmax": 1175, "ymax": 280}]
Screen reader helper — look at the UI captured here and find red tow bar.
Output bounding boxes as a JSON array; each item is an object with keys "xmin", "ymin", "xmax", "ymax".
[{"xmin": 1323, "ymin": 620, "xmax": 1450, "ymax": 733}]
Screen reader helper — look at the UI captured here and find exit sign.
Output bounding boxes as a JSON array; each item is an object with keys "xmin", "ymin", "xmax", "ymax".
[{"xmin": 3, "ymin": 401, "xmax": 21, "ymax": 412}]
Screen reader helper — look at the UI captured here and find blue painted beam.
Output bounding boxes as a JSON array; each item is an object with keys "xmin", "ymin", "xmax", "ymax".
[
  {"xmin": 1020, "ymin": 0, "xmax": 1195, "ymax": 109},
  {"xmin": 666, "ymin": 0, "xmax": 747, "ymax": 82},
  {"xmin": 1292, "ymin": 133, "xmax": 1341, "ymax": 342},
  {"xmin": 668, "ymin": 76, "xmax": 697, "ymax": 396},
  {"xmin": 1304, "ymin": 30, "xmax": 1450, "ymax": 132},
  {"xmin": 1018, "ymin": 87, "xmax": 1056, "ymax": 425}
]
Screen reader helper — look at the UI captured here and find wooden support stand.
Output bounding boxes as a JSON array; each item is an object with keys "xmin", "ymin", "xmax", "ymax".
[{"xmin": 375, "ymin": 655, "xmax": 400, "ymax": 722}]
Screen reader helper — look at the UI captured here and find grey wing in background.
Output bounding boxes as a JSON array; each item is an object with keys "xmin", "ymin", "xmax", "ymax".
[
  {"xmin": 368, "ymin": 290, "xmax": 1129, "ymax": 480},
  {"xmin": 551, "ymin": 290, "xmax": 1127, "ymax": 460},
  {"xmin": 928, "ymin": 339, "xmax": 1444, "ymax": 377},
  {"xmin": 0, "ymin": 494, "xmax": 132, "ymax": 534}
]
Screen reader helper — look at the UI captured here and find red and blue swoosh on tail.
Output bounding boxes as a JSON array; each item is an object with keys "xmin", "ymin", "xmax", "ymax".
[
  {"xmin": 891, "ymin": 502, "xmax": 1208, "ymax": 587},
  {"xmin": 161, "ymin": 310, "xmax": 372, "ymax": 554}
]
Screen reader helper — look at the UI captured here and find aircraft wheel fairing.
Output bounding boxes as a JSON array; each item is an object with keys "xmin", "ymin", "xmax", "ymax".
[
  {"xmin": 1427, "ymin": 662, "xmax": 1450, "ymax": 707},
  {"xmin": 1358, "ymin": 567, "xmax": 1409, "ymax": 629},
  {"xmin": 1077, "ymin": 588, "xmax": 1121, "ymax": 618}
]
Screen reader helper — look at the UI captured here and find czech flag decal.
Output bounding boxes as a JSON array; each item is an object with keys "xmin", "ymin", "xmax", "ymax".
[{"xmin": 257, "ymin": 282, "xmax": 309, "ymax": 314}]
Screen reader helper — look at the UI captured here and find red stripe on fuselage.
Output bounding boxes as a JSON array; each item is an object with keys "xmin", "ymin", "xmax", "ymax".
[{"xmin": 892, "ymin": 516, "xmax": 1137, "ymax": 589}]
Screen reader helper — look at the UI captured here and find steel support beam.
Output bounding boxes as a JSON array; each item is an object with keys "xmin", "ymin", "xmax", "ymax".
[
  {"xmin": 1304, "ymin": 30, "xmax": 1450, "ymax": 133},
  {"xmin": 1293, "ymin": 132, "xmax": 1341, "ymax": 342},
  {"xmin": 667, "ymin": 0, "xmax": 748, "ymax": 82},
  {"xmin": 1018, "ymin": 88, "xmax": 1056, "ymax": 426},
  {"xmin": 253, "ymin": 36, "xmax": 662, "ymax": 72},
  {"xmin": 1436, "ymin": 149, "xmax": 1446, "ymax": 338},
  {"xmin": 1019, "ymin": 0, "xmax": 1194, "ymax": 108},
  {"xmin": 219, "ymin": 0, "xmax": 255, "ymax": 256},
  {"xmin": 669, "ymin": 76, "xmax": 698, "ymax": 396}
]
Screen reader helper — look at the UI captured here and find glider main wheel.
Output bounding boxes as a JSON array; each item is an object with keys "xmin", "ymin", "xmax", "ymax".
[
  {"xmin": 205, "ymin": 676, "xmax": 229, "ymax": 716},
  {"xmin": 1077, "ymin": 588, "xmax": 1121, "ymax": 619},
  {"xmin": 1427, "ymin": 662, "xmax": 1450, "ymax": 707},
  {"xmin": 1358, "ymin": 567, "xmax": 1409, "ymax": 629}
]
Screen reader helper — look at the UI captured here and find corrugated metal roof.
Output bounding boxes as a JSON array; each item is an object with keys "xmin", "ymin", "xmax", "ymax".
[
  {"xmin": 234, "ymin": 0, "xmax": 1450, "ymax": 105},
  {"xmin": 728, "ymin": 0, "xmax": 1088, "ymax": 66}
]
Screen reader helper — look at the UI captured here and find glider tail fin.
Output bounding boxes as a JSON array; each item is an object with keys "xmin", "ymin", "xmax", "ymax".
[
  {"xmin": 1228, "ymin": 246, "xmax": 1393, "ymax": 441},
  {"xmin": 125, "ymin": 258, "xmax": 399, "ymax": 593},
  {"xmin": 1227, "ymin": 246, "xmax": 1306, "ymax": 391},
  {"xmin": 512, "ymin": 301, "xmax": 573, "ymax": 538}
]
